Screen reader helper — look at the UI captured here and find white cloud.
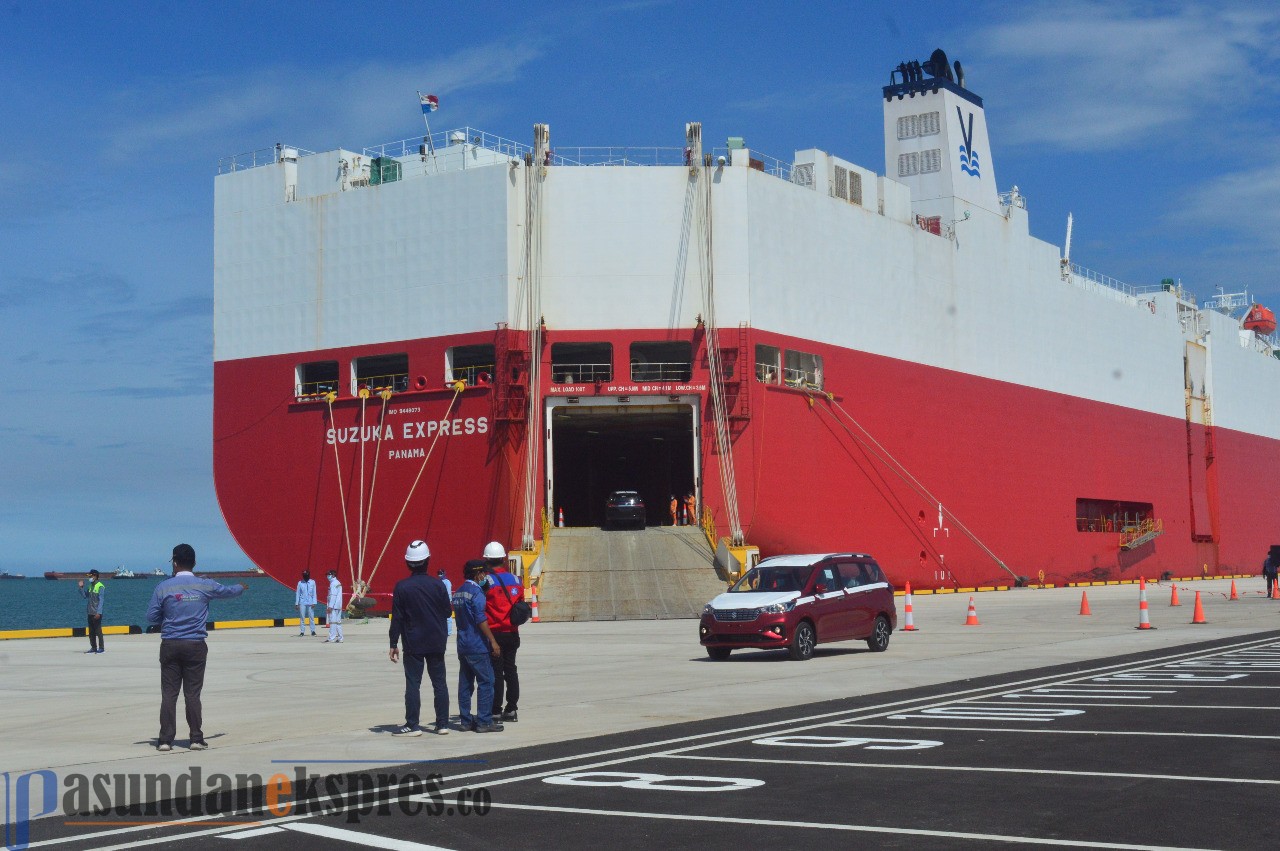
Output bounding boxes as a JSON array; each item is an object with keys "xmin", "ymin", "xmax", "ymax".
[
  {"xmin": 103, "ymin": 41, "xmax": 545, "ymax": 161},
  {"xmin": 968, "ymin": 1, "xmax": 1280, "ymax": 150}
]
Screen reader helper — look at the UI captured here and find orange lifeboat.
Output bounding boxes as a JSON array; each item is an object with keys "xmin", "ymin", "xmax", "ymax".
[{"xmin": 1243, "ymin": 304, "xmax": 1276, "ymax": 335}]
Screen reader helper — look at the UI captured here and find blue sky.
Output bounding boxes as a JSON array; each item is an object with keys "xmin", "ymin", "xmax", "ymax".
[{"xmin": 1, "ymin": 1, "xmax": 1277, "ymax": 575}]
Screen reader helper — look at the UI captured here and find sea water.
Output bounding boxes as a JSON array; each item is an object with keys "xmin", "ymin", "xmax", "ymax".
[{"xmin": 0, "ymin": 576, "xmax": 300, "ymax": 631}]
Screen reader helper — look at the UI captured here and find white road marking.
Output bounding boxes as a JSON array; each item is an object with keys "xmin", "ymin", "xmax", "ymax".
[
  {"xmin": 283, "ymin": 822, "xmax": 456, "ymax": 849},
  {"xmin": 838, "ymin": 723, "xmax": 1280, "ymax": 740},
  {"xmin": 659, "ymin": 754, "xmax": 1280, "ymax": 785},
  {"xmin": 479, "ymin": 801, "xmax": 1219, "ymax": 850},
  {"xmin": 218, "ymin": 826, "xmax": 285, "ymax": 839}
]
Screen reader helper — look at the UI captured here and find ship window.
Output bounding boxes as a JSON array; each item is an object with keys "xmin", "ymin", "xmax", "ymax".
[
  {"xmin": 630, "ymin": 341, "xmax": 692, "ymax": 382},
  {"xmin": 919, "ymin": 111, "xmax": 940, "ymax": 136},
  {"xmin": 783, "ymin": 350, "xmax": 823, "ymax": 389},
  {"xmin": 296, "ymin": 361, "xmax": 338, "ymax": 397},
  {"xmin": 1075, "ymin": 499, "xmax": 1153, "ymax": 533},
  {"xmin": 896, "ymin": 115, "xmax": 918, "ymax": 140},
  {"xmin": 898, "ymin": 152, "xmax": 919, "ymax": 178},
  {"xmin": 755, "ymin": 344, "xmax": 780, "ymax": 384},
  {"xmin": 920, "ymin": 149, "xmax": 941, "ymax": 174},
  {"xmin": 353, "ymin": 353, "xmax": 409, "ymax": 393},
  {"xmin": 551, "ymin": 342, "xmax": 612, "ymax": 384},
  {"xmin": 447, "ymin": 345, "xmax": 495, "ymax": 386}
]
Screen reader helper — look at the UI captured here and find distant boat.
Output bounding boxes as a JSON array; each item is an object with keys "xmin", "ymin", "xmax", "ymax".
[
  {"xmin": 150, "ymin": 567, "xmax": 167, "ymax": 577},
  {"xmin": 113, "ymin": 567, "xmax": 137, "ymax": 579},
  {"xmin": 44, "ymin": 571, "xmax": 109, "ymax": 581},
  {"xmin": 0, "ymin": 571, "xmax": 25, "ymax": 580},
  {"xmin": 200, "ymin": 567, "xmax": 267, "ymax": 579}
]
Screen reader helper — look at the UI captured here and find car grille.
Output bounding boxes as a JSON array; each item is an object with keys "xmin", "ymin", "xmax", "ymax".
[{"xmin": 713, "ymin": 608, "xmax": 759, "ymax": 622}]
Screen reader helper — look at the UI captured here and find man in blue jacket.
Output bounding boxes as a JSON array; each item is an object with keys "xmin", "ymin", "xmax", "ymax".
[
  {"xmin": 453, "ymin": 559, "xmax": 504, "ymax": 733},
  {"xmin": 388, "ymin": 540, "xmax": 453, "ymax": 736},
  {"xmin": 146, "ymin": 544, "xmax": 247, "ymax": 752}
]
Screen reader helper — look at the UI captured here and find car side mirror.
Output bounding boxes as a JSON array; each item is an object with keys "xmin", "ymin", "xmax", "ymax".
[{"xmin": 814, "ymin": 583, "xmax": 828, "ymax": 595}]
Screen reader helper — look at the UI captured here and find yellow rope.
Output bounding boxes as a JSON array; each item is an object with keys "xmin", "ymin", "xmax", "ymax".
[
  {"xmin": 354, "ymin": 389, "xmax": 393, "ymax": 599},
  {"xmin": 363, "ymin": 382, "xmax": 467, "ymax": 592},
  {"xmin": 324, "ymin": 393, "xmax": 357, "ymax": 580}
]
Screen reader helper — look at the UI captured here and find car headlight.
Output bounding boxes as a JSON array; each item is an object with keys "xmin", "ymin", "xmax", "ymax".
[
  {"xmin": 759, "ymin": 600, "xmax": 795, "ymax": 615},
  {"xmin": 702, "ymin": 604, "xmax": 715, "ymax": 615}
]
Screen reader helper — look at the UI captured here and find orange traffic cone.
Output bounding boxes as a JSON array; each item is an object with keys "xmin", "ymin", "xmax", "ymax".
[
  {"xmin": 1135, "ymin": 576, "xmax": 1154, "ymax": 630},
  {"xmin": 1229, "ymin": 580, "xmax": 1239, "ymax": 601},
  {"xmin": 1079, "ymin": 591, "xmax": 1091, "ymax": 616},
  {"xmin": 964, "ymin": 596, "xmax": 980, "ymax": 626},
  {"xmin": 557, "ymin": 507, "xmax": 564, "ymax": 528},
  {"xmin": 1191, "ymin": 591, "xmax": 1207, "ymax": 624},
  {"xmin": 901, "ymin": 582, "xmax": 918, "ymax": 631},
  {"xmin": 1169, "ymin": 584, "xmax": 1181, "ymax": 606},
  {"xmin": 530, "ymin": 588, "xmax": 540, "ymax": 623}
]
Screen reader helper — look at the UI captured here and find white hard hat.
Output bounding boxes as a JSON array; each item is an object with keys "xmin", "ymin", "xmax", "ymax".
[
  {"xmin": 405, "ymin": 540, "xmax": 431, "ymax": 562},
  {"xmin": 483, "ymin": 541, "xmax": 506, "ymax": 560}
]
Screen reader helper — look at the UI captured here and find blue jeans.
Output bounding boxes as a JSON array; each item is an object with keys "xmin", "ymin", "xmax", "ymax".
[
  {"xmin": 457, "ymin": 652, "xmax": 495, "ymax": 726},
  {"xmin": 298, "ymin": 605, "xmax": 316, "ymax": 633},
  {"xmin": 403, "ymin": 652, "xmax": 449, "ymax": 729}
]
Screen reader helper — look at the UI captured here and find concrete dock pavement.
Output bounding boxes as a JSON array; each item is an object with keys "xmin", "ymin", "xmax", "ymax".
[{"xmin": 2, "ymin": 577, "xmax": 1277, "ymax": 817}]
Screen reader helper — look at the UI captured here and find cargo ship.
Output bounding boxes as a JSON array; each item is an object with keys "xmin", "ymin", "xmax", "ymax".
[{"xmin": 212, "ymin": 49, "xmax": 1280, "ymax": 605}]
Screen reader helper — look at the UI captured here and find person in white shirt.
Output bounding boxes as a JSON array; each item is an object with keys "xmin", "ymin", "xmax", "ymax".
[
  {"xmin": 437, "ymin": 568, "xmax": 454, "ymax": 637},
  {"xmin": 295, "ymin": 570, "xmax": 318, "ymax": 636},
  {"xmin": 325, "ymin": 571, "xmax": 344, "ymax": 643}
]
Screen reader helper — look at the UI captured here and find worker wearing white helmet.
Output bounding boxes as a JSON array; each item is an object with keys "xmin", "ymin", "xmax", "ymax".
[{"xmin": 481, "ymin": 541, "xmax": 525, "ymax": 723}]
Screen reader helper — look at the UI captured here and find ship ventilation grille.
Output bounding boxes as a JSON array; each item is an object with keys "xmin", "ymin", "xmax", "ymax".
[
  {"xmin": 833, "ymin": 166, "xmax": 848, "ymax": 201},
  {"xmin": 920, "ymin": 149, "xmax": 941, "ymax": 174},
  {"xmin": 830, "ymin": 166, "xmax": 863, "ymax": 205},
  {"xmin": 791, "ymin": 162, "xmax": 814, "ymax": 189}
]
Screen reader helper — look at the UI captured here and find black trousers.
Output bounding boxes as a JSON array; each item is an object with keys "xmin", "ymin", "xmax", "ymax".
[
  {"xmin": 491, "ymin": 631, "xmax": 520, "ymax": 714},
  {"xmin": 87, "ymin": 614, "xmax": 104, "ymax": 651},
  {"xmin": 158, "ymin": 639, "xmax": 209, "ymax": 745}
]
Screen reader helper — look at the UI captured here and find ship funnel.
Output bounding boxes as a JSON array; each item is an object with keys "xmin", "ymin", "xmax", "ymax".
[{"xmin": 883, "ymin": 50, "xmax": 999, "ymax": 220}]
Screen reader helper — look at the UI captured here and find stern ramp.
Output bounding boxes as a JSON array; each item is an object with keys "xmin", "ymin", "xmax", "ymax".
[{"xmin": 538, "ymin": 527, "xmax": 727, "ymax": 621}]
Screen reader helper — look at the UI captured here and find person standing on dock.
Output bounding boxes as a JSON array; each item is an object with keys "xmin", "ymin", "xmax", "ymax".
[
  {"xmin": 146, "ymin": 543, "xmax": 247, "ymax": 752},
  {"xmin": 454, "ymin": 559, "xmax": 503, "ymax": 733},
  {"xmin": 77, "ymin": 570, "xmax": 106, "ymax": 654},
  {"xmin": 437, "ymin": 568, "xmax": 454, "ymax": 637},
  {"xmin": 1264, "ymin": 551, "xmax": 1278, "ymax": 599},
  {"xmin": 324, "ymin": 570, "xmax": 343, "ymax": 643},
  {"xmin": 389, "ymin": 540, "xmax": 452, "ymax": 736},
  {"xmin": 482, "ymin": 541, "xmax": 523, "ymax": 723},
  {"xmin": 295, "ymin": 570, "xmax": 318, "ymax": 636}
]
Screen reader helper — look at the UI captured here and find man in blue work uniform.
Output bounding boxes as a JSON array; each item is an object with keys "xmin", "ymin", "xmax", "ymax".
[
  {"xmin": 389, "ymin": 540, "xmax": 453, "ymax": 736},
  {"xmin": 77, "ymin": 569, "xmax": 106, "ymax": 653},
  {"xmin": 453, "ymin": 559, "xmax": 503, "ymax": 733},
  {"xmin": 146, "ymin": 544, "xmax": 247, "ymax": 752}
]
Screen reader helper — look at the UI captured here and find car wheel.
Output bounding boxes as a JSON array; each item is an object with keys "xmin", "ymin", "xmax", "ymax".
[
  {"xmin": 706, "ymin": 646, "xmax": 731, "ymax": 661},
  {"xmin": 788, "ymin": 621, "xmax": 816, "ymax": 661},
  {"xmin": 867, "ymin": 614, "xmax": 891, "ymax": 652}
]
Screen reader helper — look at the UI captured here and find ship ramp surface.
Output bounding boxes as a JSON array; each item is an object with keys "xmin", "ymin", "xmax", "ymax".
[{"xmin": 538, "ymin": 526, "xmax": 726, "ymax": 621}]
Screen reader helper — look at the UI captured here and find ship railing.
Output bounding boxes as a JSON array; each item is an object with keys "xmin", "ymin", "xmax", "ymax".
[
  {"xmin": 998, "ymin": 189, "xmax": 1027, "ymax": 210},
  {"xmin": 630, "ymin": 362, "xmax": 693, "ymax": 382},
  {"xmin": 550, "ymin": 147, "xmax": 689, "ymax": 167},
  {"xmin": 551, "ymin": 363, "xmax": 612, "ymax": 383},
  {"xmin": 217, "ymin": 145, "xmax": 317, "ymax": 174},
  {"xmin": 710, "ymin": 148, "xmax": 793, "ymax": 181},
  {"xmin": 1067, "ymin": 263, "xmax": 1165, "ymax": 303},
  {"xmin": 779, "ymin": 365, "xmax": 823, "ymax": 390},
  {"xmin": 450, "ymin": 364, "xmax": 495, "ymax": 386},
  {"xmin": 296, "ymin": 380, "xmax": 339, "ymax": 398},
  {"xmin": 364, "ymin": 128, "xmax": 532, "ymax": 161},
  {"xmin": 354, "ymin": 373, "xmax": 409, "ymax": 394}
]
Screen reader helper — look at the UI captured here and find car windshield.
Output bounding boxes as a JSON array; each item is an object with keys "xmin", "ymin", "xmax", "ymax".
[{"xmin": 729, "ymin": 565, "xmax": 813, "ymax": 593}]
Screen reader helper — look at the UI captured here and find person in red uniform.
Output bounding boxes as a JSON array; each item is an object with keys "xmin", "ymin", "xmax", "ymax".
[{"xmin": 481, "ymin": 541, "xmax": 523, "ymax": 722}]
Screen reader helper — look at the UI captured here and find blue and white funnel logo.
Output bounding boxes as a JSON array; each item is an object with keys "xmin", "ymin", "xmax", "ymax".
[{"xmin": 956, "ymin": 107, "xmax": 980, "ymax": 177}]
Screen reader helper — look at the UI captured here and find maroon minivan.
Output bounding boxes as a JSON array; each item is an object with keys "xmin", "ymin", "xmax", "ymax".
[{"xmin": 699, "ymin": 553, "xmax": 897, "ymax": 661}]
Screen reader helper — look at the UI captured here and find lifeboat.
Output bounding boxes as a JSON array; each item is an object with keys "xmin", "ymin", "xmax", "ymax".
[{"xmin": 1243, "ymin": 304, "xmax": 1276, "ymax": 335}]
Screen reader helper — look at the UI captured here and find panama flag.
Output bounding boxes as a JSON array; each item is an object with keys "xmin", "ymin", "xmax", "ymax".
[{"xmin": 420, "ymin": 93, "xmax": 439, "ymax": 114}]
